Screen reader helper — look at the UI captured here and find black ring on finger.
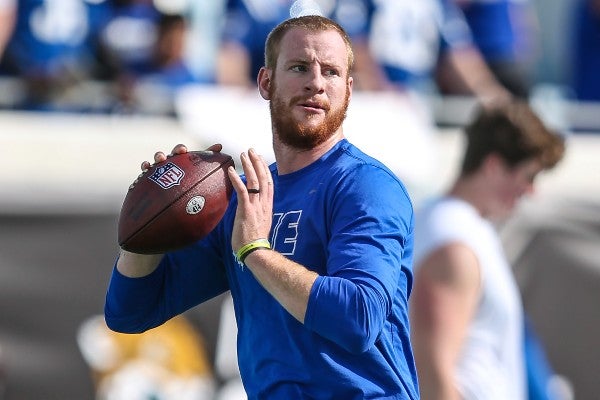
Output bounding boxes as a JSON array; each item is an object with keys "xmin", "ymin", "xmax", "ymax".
[{"xmin": 247, "ymin": 188, "xmax": 260, "ymax": 194}]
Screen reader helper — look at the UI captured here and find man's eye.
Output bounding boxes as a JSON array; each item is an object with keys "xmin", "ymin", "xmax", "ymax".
[
  {"xmin": 325, "ymin": 69, "xmax": 340, "ymax": 76},
  {"xmin": 291, "ymin": 65, "xmax": 307, "ymax": 72}
]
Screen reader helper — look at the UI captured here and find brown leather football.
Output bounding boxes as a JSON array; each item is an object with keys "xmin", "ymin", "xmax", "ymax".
[{"xmin": 118, "ymin": 150, "xmax": 235, "ymax": 254}]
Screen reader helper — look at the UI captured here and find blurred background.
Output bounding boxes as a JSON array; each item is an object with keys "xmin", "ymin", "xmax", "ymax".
[{"xmin": 1, "ymin": 0, "xmax": 599, "ymax": 399}]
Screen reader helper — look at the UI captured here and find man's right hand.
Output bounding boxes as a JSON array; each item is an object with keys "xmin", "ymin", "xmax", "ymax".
[
  {"xmin": 140, "ymin": 143, "xmax": 223, "ymax": 171},
  {"xmin": 118, "ymin": 143, "xmax": 225, "ymax": 278}
]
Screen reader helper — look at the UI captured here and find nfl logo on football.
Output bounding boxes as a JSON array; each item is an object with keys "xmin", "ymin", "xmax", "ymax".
[{"xmin": 149, "ymin": 162, "xmax": 185, "ymax": 189}]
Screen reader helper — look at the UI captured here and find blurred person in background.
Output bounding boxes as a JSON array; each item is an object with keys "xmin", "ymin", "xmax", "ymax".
[
  {"xmin": 96, "ymin": 0, "xmax": 161, "ymax": 80},
  {"xmin": 409, "ymin": 101, "xmax": 566, "ymax": 400},
  {"xmin": 0, "ymin": 0, "xmax": 111, "ymax": 111},
  {"xmin": 447, "ymin": 0, "xmax": 540, "ymax": 99},
  {"xmin": 98, "ymin": 6, "xmax": 206, "ymax": 115},
  {"xmin": 142, "ymin": 13, "xmax": 199, "ymax": 89},
  {"xmin": 95, "ymin": 0, "xmax": 199, "ymax": 115},
  {"xmin": 367, "ymin": 0, "xmax": 511, "ymax": 102},
  {"xmin": 94, "ymin": 0, "xmax": 161, "ymax": 109},
  {"xmin": 132, "ymin": 13, "xmax": 207, "ymax": 114},
  {"xmin": 571, "ymin": 0, "xmax": 600, "ymax": 102}
]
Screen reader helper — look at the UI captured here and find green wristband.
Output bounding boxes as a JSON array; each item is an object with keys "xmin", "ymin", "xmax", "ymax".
[{"xmin": 236, "ymin": 239, "xmax": 271, "ymax": 264}]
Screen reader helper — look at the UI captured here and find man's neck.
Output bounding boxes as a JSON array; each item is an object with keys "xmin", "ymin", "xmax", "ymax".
[
  {"xmin": 274, "ymin": 131, "xmax": 345, "ymax": 175},
  {"xmin": 448, "ymin": 174, "xmax": 489, "ymax": 218}
]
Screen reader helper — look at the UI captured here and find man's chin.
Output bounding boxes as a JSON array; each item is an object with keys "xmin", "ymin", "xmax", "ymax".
[{"xmin": 299, "ymin": 122, "xmax": 325, "ymax": 134}]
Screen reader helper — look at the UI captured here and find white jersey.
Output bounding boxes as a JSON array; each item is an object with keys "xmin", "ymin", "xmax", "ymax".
[{"xmin": 414, "ymin": 197, "xmax": 526, "ymax": 400}]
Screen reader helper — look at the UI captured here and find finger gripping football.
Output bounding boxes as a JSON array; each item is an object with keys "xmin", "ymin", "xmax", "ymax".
[{"xmin": 118, "ymin": 150, "xmax": 235, "ymax": 254}]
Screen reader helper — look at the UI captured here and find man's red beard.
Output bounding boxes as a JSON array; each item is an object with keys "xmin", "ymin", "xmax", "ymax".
[{"xmin": 269, "ymin": 82, "xmax": 350, "ymax": 150}]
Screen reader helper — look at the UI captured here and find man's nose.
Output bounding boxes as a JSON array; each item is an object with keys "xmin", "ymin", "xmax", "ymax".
[{"xmin": 304, "ymin": 67, "xmax": 325, "ymax": 93}]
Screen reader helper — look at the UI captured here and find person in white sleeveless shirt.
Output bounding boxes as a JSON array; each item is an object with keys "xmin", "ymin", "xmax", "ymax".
[{"xmin": 410, "ymin": 101, "xmax": 565, "ymax": 400}]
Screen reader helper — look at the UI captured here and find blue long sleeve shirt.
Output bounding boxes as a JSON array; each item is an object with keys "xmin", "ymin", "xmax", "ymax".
[{"xmin": 105, "ymin": 139, "xmax": 419, "ymax": 399}]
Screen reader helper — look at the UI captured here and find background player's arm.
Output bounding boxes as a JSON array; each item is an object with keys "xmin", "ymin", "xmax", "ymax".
[
  {"xmin": 216, "ymin": 41, "xmax": 253, "ymax": 87},
  {"xmin": 436, "ymin": 47, "xmax": 512, "ymax": 104},
  {"xmin": 410, "ymin": 243, "xmax": 481, "ymax": 400},
  {"xmin": 351, "ymin": 39, "xmax": 394, "ymax": 91}
]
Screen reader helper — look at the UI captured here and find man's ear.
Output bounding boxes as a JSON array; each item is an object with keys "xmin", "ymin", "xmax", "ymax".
[
  {"xmin": 347, "ymin": 75, "xmax": 353, "ymax": 101},
  {"xmin": 257, "ymin": 67, "xmax": 272, "ymax": 100}
]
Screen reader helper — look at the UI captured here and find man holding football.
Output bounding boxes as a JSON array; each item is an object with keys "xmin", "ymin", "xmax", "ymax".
[{"xmin": 106, "ymin": 14, "xmax": 419, "ymax": 399}]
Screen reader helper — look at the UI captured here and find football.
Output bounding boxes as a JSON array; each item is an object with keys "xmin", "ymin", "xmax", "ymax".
[{"xmin": 118, "ymin": 150, "xmax": 235, "ymax": 254}]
